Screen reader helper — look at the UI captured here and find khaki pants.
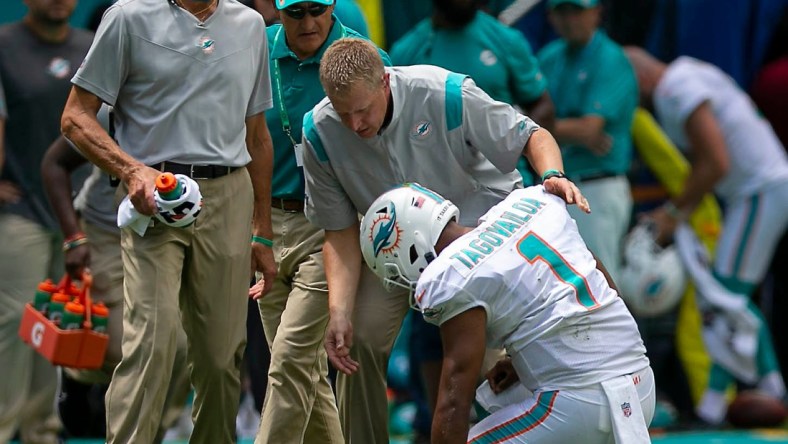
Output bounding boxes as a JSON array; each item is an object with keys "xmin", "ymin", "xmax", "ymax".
[
  {"xmin": 0, "ymin": 213, "xmax": 62, "ymax": 444},
  {"xmin": 337, "ymin": 266, "xmax": 410, "ymax": 444},
  {"xmin": 255, "ymin": 208, "xmax": 343, "ymax": 444},
  {"xmin": 106, "ymin": 169, "xmax": 253, "ymax": 444},
  {"xmin": 66, "ymin": 221, "xmax": 191, "ymax": 439}
]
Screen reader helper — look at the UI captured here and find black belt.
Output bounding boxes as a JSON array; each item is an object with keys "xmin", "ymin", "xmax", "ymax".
[
  {"xmin": 575, "ymin": 171, "xmax": 621, "ymax": 183},
  {"xmin": 153, "ymin": 161, "xmax": 241, "ymax": 179},
  {"xmin": 272, "ymin": 197, "xmax": 304, "ymax": 213}
]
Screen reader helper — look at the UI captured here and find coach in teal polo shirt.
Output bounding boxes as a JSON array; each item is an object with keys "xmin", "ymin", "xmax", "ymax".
[
  {"xmin": 538, "ymin": 0, "xmax": 637, "ymax": 284},
  {"xmin": 256, "ymin": 1, "xmax": 391, "ymax": 442},
  {"xmin": 390, "ymin": 0, "xmax": 555, "ymax": 186}
]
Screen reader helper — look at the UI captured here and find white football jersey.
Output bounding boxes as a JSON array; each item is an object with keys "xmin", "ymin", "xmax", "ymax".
[
  {"xmin": 654, "ymin": 57, "xmax": 788, "ymax": 200},
  {"xmin": 416, "ymin": 186, "xmax": 649, "ymax": 391}
]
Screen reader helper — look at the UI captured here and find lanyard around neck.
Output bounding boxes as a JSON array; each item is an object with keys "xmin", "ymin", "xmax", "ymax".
[{"xmin": 271, "ymin": 24, "xmax": 347, "ymax": 146}]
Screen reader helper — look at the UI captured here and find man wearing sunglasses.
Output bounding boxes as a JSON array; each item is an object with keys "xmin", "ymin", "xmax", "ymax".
[{"xmin": 250, "ymin": 1, "xmax": 390, "ymax": 443}]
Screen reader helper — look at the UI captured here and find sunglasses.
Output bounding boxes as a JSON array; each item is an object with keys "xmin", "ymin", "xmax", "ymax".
[{"xmin": 282, "ymin": 3, "xmax": 330, "ymax": 20}]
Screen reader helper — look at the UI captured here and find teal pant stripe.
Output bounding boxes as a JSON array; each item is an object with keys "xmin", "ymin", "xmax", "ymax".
[
  {"xmin": 445, "ymin": 73, "xmax": 466, "ymax": 131},
  {"xmin": 712, "ymin": 271, "xmax": 756, "ymax": 297},
  {"xmin": 708, "ymin": 362, "xmax": 733, "ymax": 392},
  {"xmin": 470, "ymin": 391, "xmax": 557, "ymax": 444},
  {"xmin": 731, "ymin": 194, "xmax": 760, "ymax": 280},
  {"xmin": 303, "ymin": 111, "xmax": 328, "ymax": 162}
]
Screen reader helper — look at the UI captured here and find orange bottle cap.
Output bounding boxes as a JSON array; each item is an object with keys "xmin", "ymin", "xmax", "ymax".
[
  {"xmin": 156, "ymin": 173, "xmax": 178, "ymax": 194},
  {"xmin": 51, "ymin": 292, "xmax": 71, "ymax": 303},
  {"xmin": 91, "ymin": 303, "xmax": 109, "ymax": 316},
  {"xmin": 65, "ymin": 301, "xmax": 85, "ymax": 314},
  {"xmin": 38, "ymin": 280, "xmax": 58, "ymax": 292}
]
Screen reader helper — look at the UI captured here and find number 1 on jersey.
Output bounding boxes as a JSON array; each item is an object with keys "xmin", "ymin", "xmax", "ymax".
[{"xmin": 517, "ymin": 232, "xmax": 599, "ymax": 309}]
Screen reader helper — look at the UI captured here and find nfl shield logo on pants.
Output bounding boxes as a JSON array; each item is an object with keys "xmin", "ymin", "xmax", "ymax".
[{"xmin": 621, "ymin": 402, "xmax": 632, "ymax": 418}]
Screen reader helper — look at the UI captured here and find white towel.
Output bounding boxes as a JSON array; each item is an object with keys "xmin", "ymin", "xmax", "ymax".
[
  {"xmin": 674, "ymin": 224, "xmax": 760, "ymax": 383},
  {"xmin": 601, "ymin": 375, "xmax": 650, "ymax": 444},
  {"xmin": 117, "ymin": 174, "xmax": 203, "ymax": 236}
]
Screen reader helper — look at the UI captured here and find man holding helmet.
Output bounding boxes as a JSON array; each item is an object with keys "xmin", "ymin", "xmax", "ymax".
[{"xmin": 360, "ymin": 183, "xmax": 655, "ymax": 444}]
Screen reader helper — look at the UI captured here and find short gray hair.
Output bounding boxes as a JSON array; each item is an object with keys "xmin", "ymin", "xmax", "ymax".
[{"xmin": 319, "ymin": 38, "xmax": 385, "ymax": 96}]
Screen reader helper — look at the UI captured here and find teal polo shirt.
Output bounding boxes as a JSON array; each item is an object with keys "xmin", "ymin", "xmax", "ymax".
[
  {"xmin": 537, "ymin": 31, "xmax": 637, "ymax": 178},
  {"xmin": 390, "ymin": 11, "xmax": 546, "ymax": 185},
  {"xmin": 266, "ymin": 17, "xmax": 391, "ymax": 200},
  {"xmin": 390, "ymin": 12, "xmax": 545, "ymax": 107},
  {"xmin": 334, "ymin": 0, "xmax": 369, "ymax": 38}
]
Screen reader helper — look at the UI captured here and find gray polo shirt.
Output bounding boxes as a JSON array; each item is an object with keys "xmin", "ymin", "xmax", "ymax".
[
  {"xmin": 303, "ymin": 65, "xmax": 537, "ymax": 229},
  {"xmin": 72, "ymin": 0, "xmax": 273, "ymax": 166}
]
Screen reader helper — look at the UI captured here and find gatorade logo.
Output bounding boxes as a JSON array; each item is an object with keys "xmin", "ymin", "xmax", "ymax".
[{"xmin": 31, "ymin": 322, "xmax": 45, "ymax": 348}]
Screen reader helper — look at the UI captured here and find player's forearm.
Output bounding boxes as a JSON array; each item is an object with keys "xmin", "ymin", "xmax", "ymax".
[
  {"xmin": 672, "ymin": 105, "xmax": 729, "ymax": 217},
  {"xmin": 523, "ymin": 128, "xmax": 565, "ymax": 177},
  {"xmin": 324, "ymin": 225, "xmax": 362, "ymax": 318},
  {"xmin": 245, "ymin": 114, "xmax": 274, "ymax": 239},
  {"xmin": 432, "ymin": 374, "xmax": 474, "ymax": 443}
]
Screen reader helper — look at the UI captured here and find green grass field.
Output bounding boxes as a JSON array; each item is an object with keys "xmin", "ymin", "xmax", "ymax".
[{"xmin": 17, "ymin": 429, "xmax": 785, "ymax": 444}]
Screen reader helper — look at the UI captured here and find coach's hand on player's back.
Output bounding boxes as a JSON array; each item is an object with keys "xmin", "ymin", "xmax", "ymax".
[
  {"xmin": 544, "ymin": 175, "xmax": 591, "ymax": 214},
  {"xmin": 325, "ymin": 313, "xmax": 359, "ymax": 375},
  {"xmin": 126, "ymin": 165, "xmax": 160, "ymax": 216}
]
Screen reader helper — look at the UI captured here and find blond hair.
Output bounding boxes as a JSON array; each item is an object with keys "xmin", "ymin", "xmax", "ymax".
[{"xmin": 319, "ymin": 38, "xmax": 385, "ymax": 97}]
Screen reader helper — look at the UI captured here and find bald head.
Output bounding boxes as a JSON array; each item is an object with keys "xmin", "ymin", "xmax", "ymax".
[{"xmin": 624, "ymin": 46, "xmax": 667, "ymax": 109}]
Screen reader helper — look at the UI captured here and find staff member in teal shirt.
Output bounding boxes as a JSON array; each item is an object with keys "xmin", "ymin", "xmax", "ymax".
[
  {"xmin": 252, "ymin": 1, "xmax": 390, "ymax": 442},
  {"xmin": 538, "ymin": 0, "xmax": 637, "ymax": 284},
  {"xmin": 390, "ymin": 0, "xmax": 555, "ymax": 186}
]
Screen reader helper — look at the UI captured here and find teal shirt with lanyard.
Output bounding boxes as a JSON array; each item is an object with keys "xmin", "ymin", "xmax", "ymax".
[
  {"xmin": 267, "ymin": 16, "xmax": 391, "ymax": 200},
  {"xmin": 537, "ymin": 30, "xmax": 637, "ymax": 179}
]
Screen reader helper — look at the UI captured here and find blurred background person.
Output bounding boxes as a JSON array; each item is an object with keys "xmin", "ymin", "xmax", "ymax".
[
  {"xmin": 538, "ymin": 0, "xmax": 638, "ymax": 285},
  {"xmin": 0, "ymin": 0, "xmax": 93, "ymax": 441}
]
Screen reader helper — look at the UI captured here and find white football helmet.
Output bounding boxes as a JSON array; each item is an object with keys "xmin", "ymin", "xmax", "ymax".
[
  {"xmin": 360, "ymin": 183, "xmax": 459, "ymax": 293},
  {"xmin": 618, "ymin": 222, "xmax": 687, "ymax": 318}
]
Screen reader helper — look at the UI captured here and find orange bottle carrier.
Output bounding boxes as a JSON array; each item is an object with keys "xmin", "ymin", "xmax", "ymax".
[{"xmin": 19, "ymin": 272, "xmax": 109, "ymax": 369}]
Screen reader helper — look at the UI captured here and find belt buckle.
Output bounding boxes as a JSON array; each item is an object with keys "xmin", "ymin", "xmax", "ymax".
[{"xmin": 190, "ymin": 164, "xmax": 213, "ymax": 180}]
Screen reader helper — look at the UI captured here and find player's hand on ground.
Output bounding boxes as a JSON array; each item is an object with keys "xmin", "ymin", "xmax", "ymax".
[
  {"xmin": 250, "ymin": 243, "xmax": 276, "ymax": 297},
  {"xmin": 544, "ymin": 176, "xmax": 591, "ymax": 214},
  {"xmin": 126, "ymin": 165, "xmax": 160, "ymax": 216},
  {"xmin": 325, "ymin": 313, "xmax": 359, "ymax": 375},
  {"xmin": 65, "ymin": 244, "xmax": 90, "ymax": 281},
  {"xmin": 0, "ymin": 180, "xmax": 21, "ymax": 204},
  {"xmin": 485, "ymin": 357, "xmax": 519, "ymax": 394}
]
